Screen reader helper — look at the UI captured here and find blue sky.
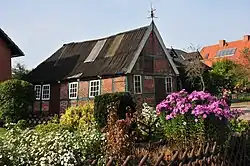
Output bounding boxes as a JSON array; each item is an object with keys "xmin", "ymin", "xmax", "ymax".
[{"xmin": 1, "ymin": 0, "xmax": 250, "ymax": 69}]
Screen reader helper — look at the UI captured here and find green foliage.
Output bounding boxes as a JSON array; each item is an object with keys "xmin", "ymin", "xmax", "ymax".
[
  {"xmin": 16, "ymin": 120, "xmax": 28, "ymax": 130},
  {"xmin": 60, "ymin": 103, "xmax": 95, "ymax": 130},
  {"xmin": 94, "ymin": 92, "xmax": 136, "ymax": 128},
  {"xmin": 159, "ymin": 112, "xmax": 205, "ymax": 147},
  {"xmin": 208, "ymin": 59, "xmax": 249, "ymax": 94},
  {"xmin": 229, "ymin": 119, "xmax": 250, "ymax": 134},
  {"xmin": 0, "ymin": 125, "xmax": 105, "ymax": 165},
  {"xmin": 35, "ymin": 122, "xmax": 73, "ymax": 134},
  {"xmin": 12, "ymin": 63, "xmax": 30, "ymax": 80},
  {"xmin": 0, "ymin": 79, "xmax": 34, "ymax": 123}
]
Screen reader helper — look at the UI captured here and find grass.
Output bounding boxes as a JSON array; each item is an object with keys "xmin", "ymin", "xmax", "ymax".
[{"xmin": 0, "ymin": 127, "xmax": 6, "ymax": 137}]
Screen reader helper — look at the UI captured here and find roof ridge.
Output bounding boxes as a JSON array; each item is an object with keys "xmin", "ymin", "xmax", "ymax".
[
  {"xmin": 64, "ymin": 24, "xmax": 150, "ymax": 46},
  {"xmin": 203, "ymin": 39, "xmax": 249, "ymax": 49}
]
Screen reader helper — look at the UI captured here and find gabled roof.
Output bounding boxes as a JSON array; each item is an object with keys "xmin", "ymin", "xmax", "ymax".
[
  {"xmin": 168, "ymin": 48, "xmax": 210, "ymax": 70},
  {"xmin": 200, "ymin": 35, "xmax": 250, "ymax": 67},
  {"xmin": 27, "ymin": 22, "xmax": 179, "ymax": 83},
  {"xmin": 0, "ymin": 28, "xmax": 25, "ymax": 57}
]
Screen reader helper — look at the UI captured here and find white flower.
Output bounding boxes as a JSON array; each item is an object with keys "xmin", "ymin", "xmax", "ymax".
[{"xmin": 183, "ymin": 121, "xmax": 187, "ymax": 126}]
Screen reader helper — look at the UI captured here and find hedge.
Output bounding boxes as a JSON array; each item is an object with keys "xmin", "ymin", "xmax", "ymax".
[
  {"xmin": 0, "ymin": 79, "xmax": 34, "ymax": 123},
  {"xmin": 94, "ymin": 92, "xmax": 136, "ymax": 128}
]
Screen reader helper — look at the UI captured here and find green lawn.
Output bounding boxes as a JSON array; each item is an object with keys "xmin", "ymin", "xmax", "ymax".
[{"xmin": 0, "ymin": 127, "xmax": 6, "ymax": 137}]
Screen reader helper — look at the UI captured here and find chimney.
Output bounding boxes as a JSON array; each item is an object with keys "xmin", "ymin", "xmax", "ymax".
[
  {"xmin": 219, "ymin": 40, "xmax": 226, "ymax": 47},
  {"xmin": 243, "ymin": 35, "xmax": 250, "ymax": 42}
]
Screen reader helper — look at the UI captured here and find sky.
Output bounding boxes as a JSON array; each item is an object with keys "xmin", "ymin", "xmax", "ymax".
[{"xmin": 1, "ymin": 0, "xmax": 250, "ymax": 69}]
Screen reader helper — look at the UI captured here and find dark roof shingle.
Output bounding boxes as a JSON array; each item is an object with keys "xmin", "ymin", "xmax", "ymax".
[{"xmin": 27, "ymin": 26, "xmax": 149, "ymax": 83}]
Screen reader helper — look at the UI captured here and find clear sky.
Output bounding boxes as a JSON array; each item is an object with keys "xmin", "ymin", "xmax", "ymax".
[{"xmin": 1, "ymin": 0, "xmax": 250, "ymax": 69}]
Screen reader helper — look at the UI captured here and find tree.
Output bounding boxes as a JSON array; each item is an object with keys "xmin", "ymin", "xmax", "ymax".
[
  {"xmin": 184, "ymin": 52, "xmax": 207, "ymax": 91},
  {"xmin": 12, "ymin": 63, "xmax": 30, "ymax": 80},
  {"xmin": 183, "ymin": 44, "xmax": 207, "ymax": 91},
  {"xmin": 0, "ymin": 79, "xmax": 34, "ymax": 123},
  {"xmin": 208, "ymin": 59, "xmax": 248, "ymax": 94}
]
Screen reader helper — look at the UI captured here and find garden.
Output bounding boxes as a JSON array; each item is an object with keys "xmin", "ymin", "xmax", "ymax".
[{"xmin": 0, "ymin": 78, "xmax": 249, "ymax": 165}]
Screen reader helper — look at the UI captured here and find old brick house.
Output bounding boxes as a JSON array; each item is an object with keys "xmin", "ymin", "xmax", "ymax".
[
  {"xmin": 26, "ymin": 21, "xmax": 179, "ymax": 115},
  {"xmin": 200, "ymin": 35, "xmax": 250, "ymax": 67},
  {"xmin": 0, "ymin": 28, "xmax": 25, "ymax": 82}
]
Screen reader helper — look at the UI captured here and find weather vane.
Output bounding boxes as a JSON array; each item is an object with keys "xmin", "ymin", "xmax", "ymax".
[{"xmin": 147, "ymin": 3, "xmax": 157, "ymax": 21}]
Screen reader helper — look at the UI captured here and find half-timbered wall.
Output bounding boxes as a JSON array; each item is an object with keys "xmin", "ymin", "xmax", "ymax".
[
  {"xmin": 131, "ymin": 31, "xmax": 177, "ymax": 105},
  {"xmin": 33, "ymin": 76, "xmax": 126, "ymax": 114}
]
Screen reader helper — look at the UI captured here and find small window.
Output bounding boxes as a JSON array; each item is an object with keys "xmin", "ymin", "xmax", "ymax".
[
  {"xmin": 42, "ymin": 84, "xmax": 50, "ymax": 100},
  {"xmin": 69, "ymin": 82, "xmax": 78, "ymax": 99},
  {"xmin": 89, "ymin": 80, "xmax": 101, "ymax": 98},
  {"xmin": 34, "ymin": 85, "xmax": 41, "ymax": 100},
  {"xmin": 134, "ymin": 75, "xmax": 142, "ymax": 94},
  {"xmin": 165, "ymin": 77, "xmax": 173, "ymax": 93}
]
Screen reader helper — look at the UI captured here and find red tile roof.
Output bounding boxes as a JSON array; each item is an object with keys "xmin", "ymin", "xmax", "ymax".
[{"xmin": 200, "ymin": 35, "xmax": 250, "ymax": 67}]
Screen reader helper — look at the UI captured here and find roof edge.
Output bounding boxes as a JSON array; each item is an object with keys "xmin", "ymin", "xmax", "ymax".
[
  {"xmin": 153, "ymin": 23, "xmax": 179, "ymax": 75},
  {"xmin": 0, "ymin": 28, "xmax": 25, "ymax": 57},
  {"xmin": 126, "ymin": 23, "xmax": 153, "ymax": 73}
]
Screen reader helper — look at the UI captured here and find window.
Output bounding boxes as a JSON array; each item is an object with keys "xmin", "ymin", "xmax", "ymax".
[
  {"xmin": 134, "ymin": 75, "xmax": 142, "ymax": 94},
  {"xmin": 89, "ymin": 80, "xmax": 101, "ymax": 98},
  {"xmin": 69, "ymin": 82, "xmax": 78, "ymax": 99},
  {"xmin": 34, "ymin": 85, "xmax": 41, "ymax": 100},
  {"xmin": 42, "ymin": 84, "xmax": 50, "ymax": 100},
  {"xmin": 165, "ymin": 77, "xmax": 173, "ymax": 93},
  {"xmin": 216, "ymin": 48, "xmax": 237, "ymax": 57}
]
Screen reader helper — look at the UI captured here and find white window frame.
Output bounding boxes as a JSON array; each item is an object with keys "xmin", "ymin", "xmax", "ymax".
[
  {"xmin": 89, "ymin": 80, "xmax": 101, "ymax": 98},
  {"xmin": 42, "ymin": 84, "xmax": 50, "ymax": 100},
  {"xmin": 134, "ymin": 75, "xmax": 142, "ymax": 94},
  {"xmin": 69, "ymin": 82, "xmax": 78, "ymax": 99},
  {"xmin": 34, "ymin": 85, "xmax": 41, "ymax": 100},
  {"xmin": 165, "ymin": 77, "xmax": 173, "ymax": 93}
]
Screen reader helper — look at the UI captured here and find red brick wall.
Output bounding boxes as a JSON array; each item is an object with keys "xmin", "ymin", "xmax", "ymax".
[
  {"xmin": 0, "ymin": 39, "xmax": 11, "ymax": 82},
  {"xmin": 57, "ymin": 76, "xmax": 126, "ymax": 114}
]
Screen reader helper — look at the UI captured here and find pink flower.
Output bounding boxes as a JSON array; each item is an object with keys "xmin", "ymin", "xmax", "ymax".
[{"xmin": 202, "ymin": 114, "xmax": 207, "ymax": 119}]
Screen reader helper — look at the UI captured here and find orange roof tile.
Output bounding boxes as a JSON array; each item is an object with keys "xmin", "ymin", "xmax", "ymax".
[{"xmin": 200, "ymin": 35, "xmax": 250, "ymax": 67}]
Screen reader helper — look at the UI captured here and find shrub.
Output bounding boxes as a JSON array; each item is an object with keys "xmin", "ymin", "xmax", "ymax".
[
  {"xmin": 0, "ymin": 79, "xmax": 34, "ymax": 123},
  {"xmin": 157, "ymin": 90, "xmax": 244, "ymax": 147},
  {"xmin": 229, "ymin": 119, "xmax": 250, "ymax": 135},
  {"xmin": 136, "ymin": 103, "xmax": 163, "ymax": 141},
  {"xmin": 60, "ymin": 103, "xmax": 95, "ymax": 130},
  {"xmin": 105, "ymin": 104, "xmax": 134, "ymax": 164},
  {"xmin": 94, "ymin": 92, "xmax": 136, "ymax": 128},
  {"xmin": 0, "ymin": 125, "xmax": 105, "ymax": 165}
]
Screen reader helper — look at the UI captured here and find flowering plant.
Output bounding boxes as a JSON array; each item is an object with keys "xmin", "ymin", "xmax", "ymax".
[
  {"xmin": 156, "ymin": 90, "xmax": 243, "ymax": 121},
  {"xmin": 0, "ymin": 124, "xmax": 105, "ymax": 166},
  {"xmin": 156, "ymin": 90, "xmax": 244, "ymax": 146}
]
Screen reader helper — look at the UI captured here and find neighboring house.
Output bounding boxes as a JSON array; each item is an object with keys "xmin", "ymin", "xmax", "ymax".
[
  {"xmin": 0, "ymin": 28, "xmax": 25, "ymax": 82},
  {"xmin": 200, "ymin": 35, "xmax": 250, "ymax": 67},
  {"xmin": 168, "ymin": 48, "xmax": 210, "ymax": 92},
  {"xmin": 26, "ymin": 21, "xmax": 179, "ymax": 115}
]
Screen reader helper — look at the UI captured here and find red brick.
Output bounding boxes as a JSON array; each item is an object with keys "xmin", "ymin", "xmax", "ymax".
[
  {"xmin": 102, "ymin": 79, "xmax": 112, "ymax": 93},
  {"xmin": 60, "ymin": 83, "xmax": 68, "ymax": 99},
  {"xmin": 60, "ymin": 100, "xmax": 68, "ymax": 114},
  {"xmin": 41, "ymin": 101, "xmax": 49, "ymax": 112},
  {"xmin": 144, "ymin": 76, "xmax": 154, "ymax": 93},
  {"xmin": 33, "ymin": 101, "xmax": 41, "ymax": 112},
  {"xmin": 0, "ymin": 39, "xmax": 11, "ymax": 82},
  {"xmin": 79, "ymin": 81, "xmax": 88, "ymax": 98},
  {"xmin": 114, "ymin": 76, "xmax": 125, "ymax": 82}
]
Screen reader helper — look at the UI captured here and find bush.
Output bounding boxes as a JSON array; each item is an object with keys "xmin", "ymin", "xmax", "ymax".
[
  {"xmin": 94, "ymin": 92, "xmax": 136, "ymax": 128},
  {"xmin": 105, "ymin": 104, "xmax": 134, "ymax": 164},
  {"xmin": 0, "ymin": 79, "xmax": 34, "ymax": 123},
  {"xmin": 60, "ymin": 103, "xmax": 95, "ymax": 130},
  {"xmin": 157, "ymin": 90, "xmax": 244, "ymax": 147},
  {"xmin": 0, "ymin": 124, "xmax": 105, "ymax": 165},
  {"xmin": 136, "ymin": 103, "xmax": 163, "ymax": 142}
]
